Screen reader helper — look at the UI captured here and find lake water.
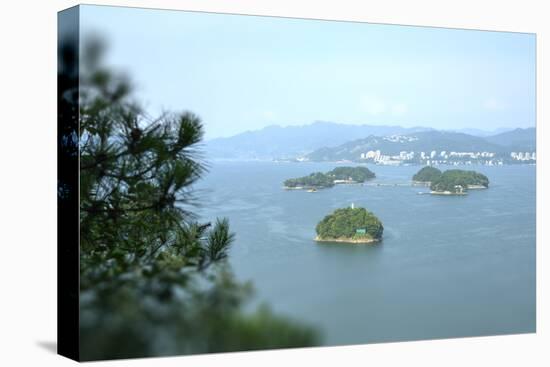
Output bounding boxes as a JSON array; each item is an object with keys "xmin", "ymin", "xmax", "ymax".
[{"xmin": 195, "ymin": 162, "xmax": 536, "ymax": 345}]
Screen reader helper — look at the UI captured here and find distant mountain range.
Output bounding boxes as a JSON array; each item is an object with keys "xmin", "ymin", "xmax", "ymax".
[
  {"xmin": 446, "ymin": 127, "xmax": 516, "ymax": 137},
  {"xmin": 203, "ymin": 121, "xmax": 534, "ymax": 160},
  {"xmin": 484, "ymin": 128, "xmax": 536, "ymax": 151},
  {"xmin": 306, "ymin": 128, "xmax": 536, "ymax": 162},
  {"xmin": 204, "ymin": 121, "xmax": 431, "ymax": 160}
]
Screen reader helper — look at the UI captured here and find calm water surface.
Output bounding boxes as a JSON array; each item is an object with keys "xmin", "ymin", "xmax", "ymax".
[{"xmin": 195, "ymin": 162, "xmax": 536, "ymax": 345}]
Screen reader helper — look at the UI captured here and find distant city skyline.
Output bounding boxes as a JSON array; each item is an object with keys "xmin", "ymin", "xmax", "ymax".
[{"xmin": 81, "ymin": 5, "xmax": 536, "ymax": 139}]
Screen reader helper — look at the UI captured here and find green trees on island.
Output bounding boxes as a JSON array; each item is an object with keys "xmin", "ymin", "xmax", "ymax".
[
  {"xmin": 412, "ymin": 166, "xmax": 489, "ymax": 194},
  {"xmin": 328, "ymin": 166, "xmax": 376, "ymax": 182},
  {"xmin": 284, "ymin": 166, "xmax": 375, "ymax": 189},
  {"xmin": 412, "ymin": 166, "xmax": 442, "ymax": 183},
  {"xmin": 284, "ymin": 171, "xmax": 335, "ymax": 189},
  {"xmin": 316, "ymin": 207, "xmax": 383, "ymax": 243},
  {"xmin": 75, "ymin": 38, "xmax": 319, "ymax": 360},
  {"xmin": 430, "ymin": 169, "xmax": 489, "ymax": 193}
]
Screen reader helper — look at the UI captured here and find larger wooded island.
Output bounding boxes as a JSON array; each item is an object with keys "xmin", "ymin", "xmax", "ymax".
[
  {"xmin": 315, "ymin": 207, "xmax": 384, "ymax": 244},
  {"xmin": 412, "ymin": 166, "xmax": 489, "ymax": 195},
  {"xmin": 284, "ymin": 166, "xmax": 375, "ymax": 190}
]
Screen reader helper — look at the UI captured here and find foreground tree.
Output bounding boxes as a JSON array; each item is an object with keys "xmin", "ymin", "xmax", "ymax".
[{"xmin": 75, "ymin": 38, "xmax": 319, "ymax": 360}]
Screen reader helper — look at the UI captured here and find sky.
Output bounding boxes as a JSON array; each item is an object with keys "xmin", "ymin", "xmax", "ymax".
[{"xmin": 81, "ymin": 5, "xmax": 536, "ymax": 139}]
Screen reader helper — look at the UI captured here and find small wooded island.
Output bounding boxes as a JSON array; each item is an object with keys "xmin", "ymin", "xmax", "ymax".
[
  {"xmin": 315, "ymin": 206, "xmax": 384, "ymax": 244},
  {"xmin": 412, "ymin": 166, "xmax": 489, "ymax": 195},
  {"xmin": 412, "ymin": 166, "xmax": 443, "ymax": 184},
  {"xmin": 284, "ymin": 166, "xmax": 375, "ymax": 190}
]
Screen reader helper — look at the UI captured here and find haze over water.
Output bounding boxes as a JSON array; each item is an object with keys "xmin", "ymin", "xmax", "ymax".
[{"xmin": 196, "ymin": 162, "xmax": 535, "ymax": 345}]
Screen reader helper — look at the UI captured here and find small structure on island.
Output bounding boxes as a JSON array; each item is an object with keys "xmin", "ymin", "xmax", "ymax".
[
  {"xmin": 355, "ymin": 228, "xmax": 367, "ymax": 235},
  {"xmin": 351, "ymin": 202, "xmax": 355, "ymax": 209}
]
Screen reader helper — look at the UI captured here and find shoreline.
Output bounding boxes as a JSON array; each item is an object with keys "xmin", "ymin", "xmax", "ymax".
[
  {"xmin": 467, "ymin": 185, "xmax": 488, "ymax": 189},
  {"xmin": 314, "ymin": 236, "xmax": 379, "ymax": 244},
  {"xmin": 275, "ymin": 160, "xmax": 536, "ymax": 166},
  {"xmin": 283, "ymin": 186, "xmax": 331, "ymax": 190},
  {"xmin": 283, "ymin": 182, "xmax": 364, "ymax": 190},
  {"xmin": 430, "ymin": 191, "xmax": 467, "ymax": 196}
]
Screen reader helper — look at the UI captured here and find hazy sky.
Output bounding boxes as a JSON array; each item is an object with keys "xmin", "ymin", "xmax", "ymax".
[{"xmin": 81, "ymin": 5, "xmax": 536, "ymax": 139}]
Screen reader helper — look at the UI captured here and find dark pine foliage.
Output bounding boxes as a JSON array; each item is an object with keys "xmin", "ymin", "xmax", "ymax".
[{"xmin": 77, "ymin": 38, "xmax": 319, "ymax": 360}]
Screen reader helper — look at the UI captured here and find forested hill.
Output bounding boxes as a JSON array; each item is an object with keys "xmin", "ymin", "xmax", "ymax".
[{"xmin": 484, "ymin": 127, "xmax": 536, "ymax": 151}]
